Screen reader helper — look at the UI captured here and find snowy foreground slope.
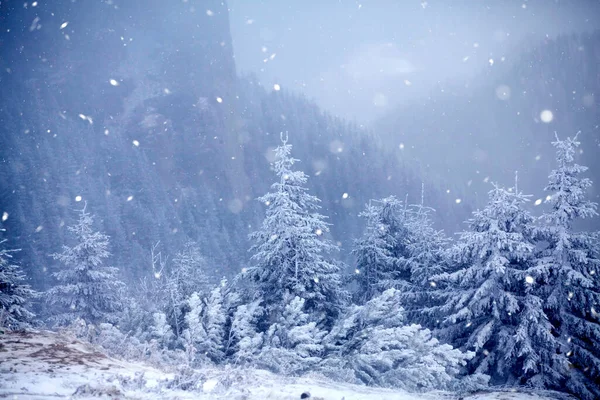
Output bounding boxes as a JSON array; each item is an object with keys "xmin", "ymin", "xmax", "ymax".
[{"xmin": 0, "ymin": 331, "xmax": 569, "ymax": 400}]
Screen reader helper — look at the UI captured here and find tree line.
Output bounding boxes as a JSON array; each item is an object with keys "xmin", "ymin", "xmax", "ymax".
[{"xmin": 1, "ymin": 132, "xmax": 598, "ymax": 398}]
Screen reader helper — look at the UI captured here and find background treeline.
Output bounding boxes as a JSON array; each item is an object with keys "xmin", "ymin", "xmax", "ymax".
[{"xmin": 2, "ymin": 132, "xmax": 598, "ymax": 399}]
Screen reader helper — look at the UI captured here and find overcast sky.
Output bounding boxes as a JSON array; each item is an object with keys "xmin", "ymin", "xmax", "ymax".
[{"xmin": 228, "ymin": 0, "xmax": 600, "ymax": 123}]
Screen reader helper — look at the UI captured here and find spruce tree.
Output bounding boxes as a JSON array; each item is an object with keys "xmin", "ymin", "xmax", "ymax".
[
  {"xmin": 322, "ymin": 288, "xmax": 479, "ymax": 392},
  {"xmin": 46, "ymin": 206, "xmax": 124, "ymax": 325},
  {"xmin": 259, "ymin": 294, "xmax": 326, "ymax": 375},
  {"xmin": 0, "ymin": 238, "xmax": 36, "ymax": 329},
  {"xmin": 247, "ymin": 134, "xmax": 345, "ymax": 324},
  {"xmin": 352, "ymin": 196, "xmax": 411, "ymax": 303},
  {"xmin": 435, "ymin": 183, "xmax": 566, "ymax": 387},
  {"xmin": 537, "ymin": 133, "xmax": 600, "ymax": 399}
]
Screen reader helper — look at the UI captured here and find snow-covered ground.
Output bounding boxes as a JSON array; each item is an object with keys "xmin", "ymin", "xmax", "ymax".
[{"xmin": 0, "ymin": 330, "xmax": 568, "ymax": 400}]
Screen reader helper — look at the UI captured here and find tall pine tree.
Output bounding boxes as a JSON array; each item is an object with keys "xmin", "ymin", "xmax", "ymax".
[
  {"xmin": 46, "ymin": 205, "xmax": 124, "ymax": 325},
  {"xmin": 247, "ymin": 133, "xmax": 345, "ymax": 325},
  {"xmin": 435, "ymin": 183, "xmax": 565, "ymax": 387},
  {"xmin": 536, "ymin": 133, "xmax": 600, "ymax": 399}
]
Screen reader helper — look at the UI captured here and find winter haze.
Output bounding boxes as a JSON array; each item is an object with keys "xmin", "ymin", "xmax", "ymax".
[{"xmin": 0, "ymin": 0, "xmax": 599, "ymax": 399}]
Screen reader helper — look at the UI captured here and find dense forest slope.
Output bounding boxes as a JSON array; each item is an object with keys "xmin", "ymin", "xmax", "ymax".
[{"xmin": 0, "ymin": 0, "xmax": 463, "ymax": 287}]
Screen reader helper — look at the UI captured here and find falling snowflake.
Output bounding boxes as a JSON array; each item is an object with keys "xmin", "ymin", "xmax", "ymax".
[
  {"xmin": 127, "ymin": 195, "xmax": 134, "ymax": 202},
  {"xmin": 216, "ymin": 97, "xmax": 223, "ymax": 103},
  {"xmin": 1, "ymin": 212, "xmax": 8, "ymax": 222},
  {"xmin": 273, "ymin": 83, "xmax": 281, "ymax": 91},
  {"xmin": 132, "ymin": 140, "xmax": 140, "ymax": 147},
  {"xmin": 75, "ymin": 196, "xmax": 82, "ymax": 202},
  {"xmin": 525, "ymin": 276, "xmax": 534, "ymax": 284},
  {"xmin": 342, "ymin": 193, "xmax": 349, "ymax": 199},
  {"xmin": 206, "ymin": 9, "xmax": 214, "ymax": 16},
  {"xmin": 455, "ymin": 198, "xmax": 462, "ymax": 204},
  {"xmin": 60, "ymin": 21, "xmax": 68, "ymax": 30},
  {"xmin": 534, "ymin": 199, "xmax": 542, "ymax": 206},
  {"xmin": 109, "ymin": 79, "xmax": 119, "ymax": 86},
  {"xmin": 540, "ymin": 110, "xmax": 553, "ymax": 123},
  {"xmin": 315, "ymin": 229, "xmax": 323, "ymax": 236}
]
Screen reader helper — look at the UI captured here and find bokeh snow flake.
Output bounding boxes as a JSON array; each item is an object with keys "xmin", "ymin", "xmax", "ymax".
[
  {"xmin": 273, "ymin": 83, "xmax": 281, "ymax": 91},
  {"xmin": 75, "ymin": 195, "xmax": 82, "ymax": 202},
  {"xmin": 216, "ymin": 97, "xmax": 223, "ymax": 103},
  {"xmin": 206, "ymin": 9, "xmax": 214, "ymax": 16},
  {"xmin": 109, "ymin": 79, "xmax": 119, "ymax": 86},
  {"xmin": 534, "ymin": 199, "xmax": 542, "ymax": 206},
  {"xmin": 60, "ymin": 21, "xmax": 68, "ymax": 30},
  {"xmin": 540, "ymin": 110, "xmax": 554, "ymax": 123},
  {"xmin": 315, "ymin": 229, "xmax": 323, "ymax": 236},
  {"xmin": 525, "ymin": 276, "xmax": 534, "ymax": 284},
  {"xmin": 495, "ymin": 85, "xmax": 511, "ymax": 100},
  {"xmin": 127, "ymin": 195, "xmax": 134, "ymax": 202},
  {"xmin": 132, "ymin": 140, "xmax": 140, "ymax": 147},
  {"xmin": 342, "ymin": 193, "xmax": 349, "ymax": 199},
  {"xmin": 1, "ymin": 212, "xmax": 8, "ymax": 222},
  {"xmin": 455, "ymin": 198, "xmax": 462, "ymax": 204}
]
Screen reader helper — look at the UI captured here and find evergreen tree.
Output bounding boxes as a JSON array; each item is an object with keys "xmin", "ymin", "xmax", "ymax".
[
  {"xmin": 435, "ymin": 183, "xmax": 565, "ymax": 387},
  {"xmin": 536, "ymin": 133, "xmax": 600, "ymax": 399},
  {"xmin": 171, "ymin": 241, "xmax": 211, "ymax": 300},
  {"xmin": 46, "ymin": 206, "xmax": 124, "ymax": 326},
  {"xmin": 0, "ymin": 238, "xmax": 36, "ymax": 329},
  {"xmin": 259, "ymin": 294, "xmax": 326, "ymax": 375},
  {"xmin": 353, "ymin": 196, "xmax": 413, "ymax": 303},
  {"xmin": 322, "ymin": 289, "xmax": 479, "ymax": 392},
  {"xmin": 151, "ymin": 311, "xmax": 175, "ymax": 348},
  {"xmin": 247, "ymin": 134, "xmax": 345, "ymax": 324},
  {"xmin": 201, "ymin": 285, "xmax": 227, "ymax": 362},
  {"xmin": 401, "ymin": 201, "xmax": 449, "ymax": 325},
  {"xmin": 182, "ymin": 292, "xmax": 207, "ymax": 365},
  {"xmin": 228, "ymin": 299, "xmax": 264, "ymax": 364}
]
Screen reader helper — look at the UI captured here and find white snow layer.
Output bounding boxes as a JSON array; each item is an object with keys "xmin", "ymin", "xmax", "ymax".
[{"xmin": 0, "ymin": 330, "xmax": 565, "ymax": 399}]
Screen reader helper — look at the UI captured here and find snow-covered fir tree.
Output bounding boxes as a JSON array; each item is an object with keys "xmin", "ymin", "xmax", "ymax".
[
  {"xmin": 182, "ymin": 292, "xmax": 206, "ymax": 365},
  {"xmin": 0, "ymin": 238, "xmax": 36, "ymax": 329},
  {"xmin": 536, "ymin": 133, "xmax": 600, "ymax": 400},
  {"xmin": 435, "ymin": 182, "xmax": 566, "ymax": 387},
  {"xmin": 151, "ymin": 311, "xmax": 174, "ymax": 348},
  {"xmin": 46, "ymin": 206, "xmax": 124, "ymax": 326},
  {"xmin": 401, "ymin": 199, "xmax": 450, "ymax": 326},
  {"xmin": 247, "ymin": 133, "xmax": 345, "ymax": 325},
  {"xmin": 321, "ymin": 288, "xmax": 481, "ymax": 392},
  {"xmin": 352, "ymin": 196, "xmax": 412, "ymax": 303},
  {"xmin": 352, "ymin": 199, "xmax": 398, "ymax": 304},
  {"xmin": 259, "ymin": 294, "xmax": 326, "ymax": 375},
  {"xmin": 353, "ymin": 193, "xmax": 447, "ymax": 317},
  {"xmin": 171, "ymin": 241, "xmax": 211, "ymax": 300},
  {"xmin": 201, "ymin": 285, "xmax": 227, "ymax": 362},
  {"xmin": 227, "ymin": 299, "xmax": 264, "ymax": 364}
]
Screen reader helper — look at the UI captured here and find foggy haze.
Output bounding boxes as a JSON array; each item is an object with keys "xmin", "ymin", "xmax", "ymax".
[
  {"xmin": 1, "ymin": 1, "xmax": 600, "ymax": 399},
  {"xmin": 229, "ymin": 0, "xmax": 600, "ymax": 122}
]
